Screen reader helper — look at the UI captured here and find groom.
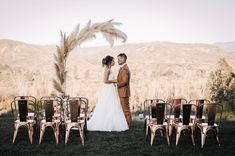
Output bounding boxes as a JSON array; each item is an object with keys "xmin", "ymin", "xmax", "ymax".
[{"xmin": 117, "ymin": 53, "xmax": 132, "ymax": 129}]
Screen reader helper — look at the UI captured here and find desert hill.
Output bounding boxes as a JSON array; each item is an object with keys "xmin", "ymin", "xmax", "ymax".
[{"xmin": 1, "ymin": 39, "xmax": 235, "ymax": 110}]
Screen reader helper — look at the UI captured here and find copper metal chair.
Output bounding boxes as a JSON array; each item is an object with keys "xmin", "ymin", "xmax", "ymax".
[
  {"xmin": 173, "ymin": 103, "xmax": 197, "ymax": 146},
  {"xmin": 145, "ymin": 100, "xmax": 170, "ymax": 146},
  {"xmin": 189, "ymin": 99, "xmax": 210, "ymax": 124},
  {"xmin": 11, "ymin": 96, "xmax": 37, "ymax": 144},
  {"xmin": 143, "ymin": 99, "xmax": 165, "ymax": 137},
  {"xmin": 167, "ymin": 98, "xmax": 187, "ymax": 137},
  {"xmin": 196, "ymin": 103, "xmax": 223, "ymax": 148},
  {"xmin": 38, "ymin": 96, "xmax": 62, "ymax": 144},
  {"xmin": 64, "ymin": 97, "xmax": 88, "ymax": 145}
]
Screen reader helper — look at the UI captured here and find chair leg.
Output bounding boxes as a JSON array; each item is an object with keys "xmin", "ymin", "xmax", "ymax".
[
  {"xmin": 39, "ymin": 125, "xmax": 45, "ymax": 144},
  {"xmin": 215, "ymin": 127, "xmax": 220, "ymax": 147},
  {"xmin": 201, "ymin": 131, "xmax": 206, "ymax": 148},
  {"xmin": 150, "ymin": 131, "xmax": 156, "ymax": 146},
  {"xmin": 165, "ymin": 128, "xmax": 170, "ymax": 145},
  {"xmin": 79, "ymin": 124, "xmax": 85, "ymax": 145},
  {"xmin": 13, "ymin": 124, "xmax": 19, "ymax": 144},
  {"xmin": 169, "ymin": 125, "xmax": 173, "ymax": 137},
  {"xmin": 145, "ymin": 125, "xmax": 149, "ymax": 137},
  {"xmin": 144, "ymin": 119, "xmax": 147, "ymax": 131},
  {"xmin": 176, "ymin": 127, "xmax": 182, "ymax": 146},
  {"xmin": 28, "ymin": 124, "xmax": 34, "ymax": 144},
  {"xmin": 191, "ymin": 127, "xmax": 195, "ymax": 146},
  {"xmin": 65, "ymin": 125, "xmax": 71, "ymax": 144},
  {"xmin": 53, "ymin": 124, "xmax": 60, "ymax": 144},
  {"xmin": 84, "ymin": 123, "xmax": 88, "ymax": 140}
]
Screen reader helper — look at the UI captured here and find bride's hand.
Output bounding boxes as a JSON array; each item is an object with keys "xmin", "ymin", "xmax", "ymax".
[{"xmin": 113, "ymin": 80, "xmax": 118, "ymax": 83}]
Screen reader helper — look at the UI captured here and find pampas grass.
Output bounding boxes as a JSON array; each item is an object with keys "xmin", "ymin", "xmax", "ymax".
[{"xmin": 53, "ymin": 19, "xmax": 127, "ymax": 96}]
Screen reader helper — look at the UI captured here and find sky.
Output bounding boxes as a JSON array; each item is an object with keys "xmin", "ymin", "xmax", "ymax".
[{"xmin": 0, "ymin": 0, "xmax": 235, "ymax": 46}]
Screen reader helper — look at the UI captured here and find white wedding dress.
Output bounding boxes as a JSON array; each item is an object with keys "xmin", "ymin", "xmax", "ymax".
[{"xmin": 87, "ymin": 70, "xmax": 129, "ymax": 132}]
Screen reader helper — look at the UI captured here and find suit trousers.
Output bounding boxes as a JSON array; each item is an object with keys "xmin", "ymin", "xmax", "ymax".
[{"xmin": 120, "ymin": 97, "xmax": 132, "ymax": 129}]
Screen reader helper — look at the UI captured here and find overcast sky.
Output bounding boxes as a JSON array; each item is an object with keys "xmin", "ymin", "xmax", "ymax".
[{"xmin": 0, "ymin": 0, "xmax": 235, "ymax": 46}]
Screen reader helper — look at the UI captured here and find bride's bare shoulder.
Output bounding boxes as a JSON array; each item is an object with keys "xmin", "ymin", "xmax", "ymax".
[{"xmin": 104, "ymin": 67, "xmax": 111, "ymax": 74}]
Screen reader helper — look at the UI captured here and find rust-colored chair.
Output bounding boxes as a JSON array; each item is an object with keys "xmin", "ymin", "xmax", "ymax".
[
  {"xmin": 189, "ymin": 99, "xmax": 210, "ymax": 124},
  {"xmin": 168, "ymin": 98, "xmax": 187, "ymax": 137},
  {"xmin": 173, "ymin": 103, "xmax": 197, "ymax": 146},
  {"xmin": 64, "ymin": 97, "xmax": 88, "ymax": 145},
  {"xmin": 145, "ymin": 100, "xmax": 170, "ymax": 146},
  {"xmin": 38, "ymin": 96, "xmax": 62, "ymax": 144},
  {"xmin": 11, "ymin": 96, "xmax": 37, "ymax": 144},
  {"xmin": 196, "ymin": 103, "xmax": 223, "ymax": 148},
  {"xmin": 143, "ymin": 99, "xmax": 165, "ymax": 137}
]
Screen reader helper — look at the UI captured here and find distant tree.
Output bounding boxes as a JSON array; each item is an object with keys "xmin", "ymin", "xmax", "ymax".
[{"xmin": 207, "ymin": 58, "xmax": 235, "ymax": 111}]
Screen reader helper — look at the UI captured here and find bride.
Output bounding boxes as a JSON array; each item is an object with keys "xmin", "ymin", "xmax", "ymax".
[{"xmin": 87, "ymin": 55, "xmax": 129, "ymax": 132}]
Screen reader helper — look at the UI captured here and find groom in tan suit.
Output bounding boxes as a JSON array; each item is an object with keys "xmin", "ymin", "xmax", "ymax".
[{"xmin": 117, "ymin": 53, "xmax": 132, "ymax": 129}]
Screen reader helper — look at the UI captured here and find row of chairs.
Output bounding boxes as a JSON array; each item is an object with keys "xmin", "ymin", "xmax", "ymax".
[
  {"xmin": 143, "ymin": 98, "xmax": 223, "ymax": 148},
  {"xmin": 11, "ymin": 96, "xmax": 88, "ymax": 145}
]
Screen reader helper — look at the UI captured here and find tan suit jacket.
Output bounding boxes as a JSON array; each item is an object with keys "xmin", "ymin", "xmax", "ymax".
[{"xmin": 117, "ymin": 64, "xmax": 131, "ymax": 97}]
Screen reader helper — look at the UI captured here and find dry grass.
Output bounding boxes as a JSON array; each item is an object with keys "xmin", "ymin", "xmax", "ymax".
[{"xmin": 1, "ymin": 39, "xmax": 235, "ymax": 113}]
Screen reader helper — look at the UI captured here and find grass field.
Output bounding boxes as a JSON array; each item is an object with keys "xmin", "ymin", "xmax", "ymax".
[{"xmin": 0, "ymin": 112, "xmax": 235, "ymax": 156}]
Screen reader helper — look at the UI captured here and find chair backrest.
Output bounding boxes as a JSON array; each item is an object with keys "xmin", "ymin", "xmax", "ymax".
[
  {"xmin": 171, "ymin": 99, "xmax": 187, "ymax": 119},
  {"xmin": 44, "ymin": 100, "xmax": 54, "ymax": 122},
  {"xmin": 69, "ymin": 100, "xmax": 81, "ymax": 122},
  {"xmin": 155, "ymin": 103, "xmax": 165, "ymax": 124},
  {"xmin": 148, "ymin": 101, "xmax": 171, "ymax": 124},
  {"xmin": 11, "ymin": 96, "xmax": 36, "ymax": 121},
  {"xmin": 182, "ymin": 104, "xmax": 192, "ymax": 125},
  {"xmin": 39, "ymin": 96, "xmax": 62, "ymax": 122},
  {"xmin": 144, "ymin": 99, "xmax": 165, "ymax": 118},
  {"xmin": 203, "ymin": 103, "xmax": 223, "ymax": 126},
  {"xmin": 18, "ymin": 99, "xmax": 28, "ymax": 122},
  {"xmin": 66, "ymin": 97, "xmax": 88, "ymax": 122},
  {"xmin": 172, "ymin": 103, "xmax": 196, "ymax": 125},
  {"xmin": 189, "ymin": 99, "xmax": 210, "ymax": 119},
  {"xmin": 196, "ymin": 100, "xmax": 204, "ymax": 119}
]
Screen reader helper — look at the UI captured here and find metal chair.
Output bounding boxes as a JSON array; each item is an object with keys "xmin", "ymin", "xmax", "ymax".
[
  {"xmin": 189, "ymin": 99, "xmax": 210, "ymax": 124},
  {"xmin": 38, "ymin": 96, "xmax": 63, "ymax": 144},
  {"xmin": 143, "ymin": 99, "xmax": 165, "ymax": 137},
  {"xmin": 145, "ymin": 101, "xmax": 170, "ymax": 146},
  {"xmin": 196, "ymin": 103, "xmax": 223, "ymax": 148},
  {"xmin": 167, "ymin": 98, "xmax": 187, "ymax": 137},
  {"xmin": 172, "ymin": 103, "xmax": 197, "ymax": 146},
  {"xmin": 64, "ymin": 97, "xmax": 88, "ymax": 145},
  {"xmin": 11, "ymin": 96, "xmax": 37, "ymax": 144}
]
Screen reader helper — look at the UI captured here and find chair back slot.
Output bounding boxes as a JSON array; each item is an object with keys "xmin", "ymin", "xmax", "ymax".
[
  {"xmin": 44, "ymin": 100, "xmax": 54, "ymax": 122},
  {"xmin": 182, "ymin": 104, "xmax": 192, "ymax": 125},
  {"xmin": 207, "ymin": 104, "xmax": 216, "ymax": 126},
  {"xmin": 70, "ymin": 100, "xmax": 81, "ymax": 122},
  {"xmin": 156, "ymin": 103, "xmax": 165, "ymax": 124},
  {"xmin": 18, "ymin": 100, "xmax": 28, "ymax": 122},
  {"xmin": 173, "ymin": 99, "xmax": 181, "ymax": 118},
  {"xmin": 196, "ymin": 99, "xmax": 204, "ymax": 118}
]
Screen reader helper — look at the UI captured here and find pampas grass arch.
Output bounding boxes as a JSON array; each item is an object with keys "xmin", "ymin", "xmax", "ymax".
[{"xmin": 53, "ymin": 19, "xmax": 127, "ymax": 97}]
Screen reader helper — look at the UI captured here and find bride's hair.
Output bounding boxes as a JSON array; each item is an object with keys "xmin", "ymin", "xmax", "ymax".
[{"xmin": 102, "ymin": 55, "xmax": 114, "ymax": 67}]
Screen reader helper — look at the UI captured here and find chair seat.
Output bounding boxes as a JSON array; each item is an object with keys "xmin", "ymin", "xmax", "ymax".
[
  {"xmin": 65, "ymin": 120, "xmax": 85, "ymax": 124},
  {"xmin": 150, "ymin": 121, "xmax": 168, "ymax": 127},
  {"xmin": 41, "ymin": 119, "xmax": 61, "ymax": 124},
  {"xmin": 174, "ymin": 122, "xmax": 194, "ymax": 127},
  {"xmin": 15, "ymin": 119, "xmax": 35, "ymax": 124},
  {"xmin": 190, "ymin": 115, "xmax": 206, "ymax": 120},
  {"xmin": 198, "ymin": 123, "xmax": 218, "ymax": 127}
]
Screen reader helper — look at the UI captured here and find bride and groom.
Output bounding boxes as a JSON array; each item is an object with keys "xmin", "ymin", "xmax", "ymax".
[{"xmin": 87, "ymin": 53, "xmax": 132, "ymax": 132}]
